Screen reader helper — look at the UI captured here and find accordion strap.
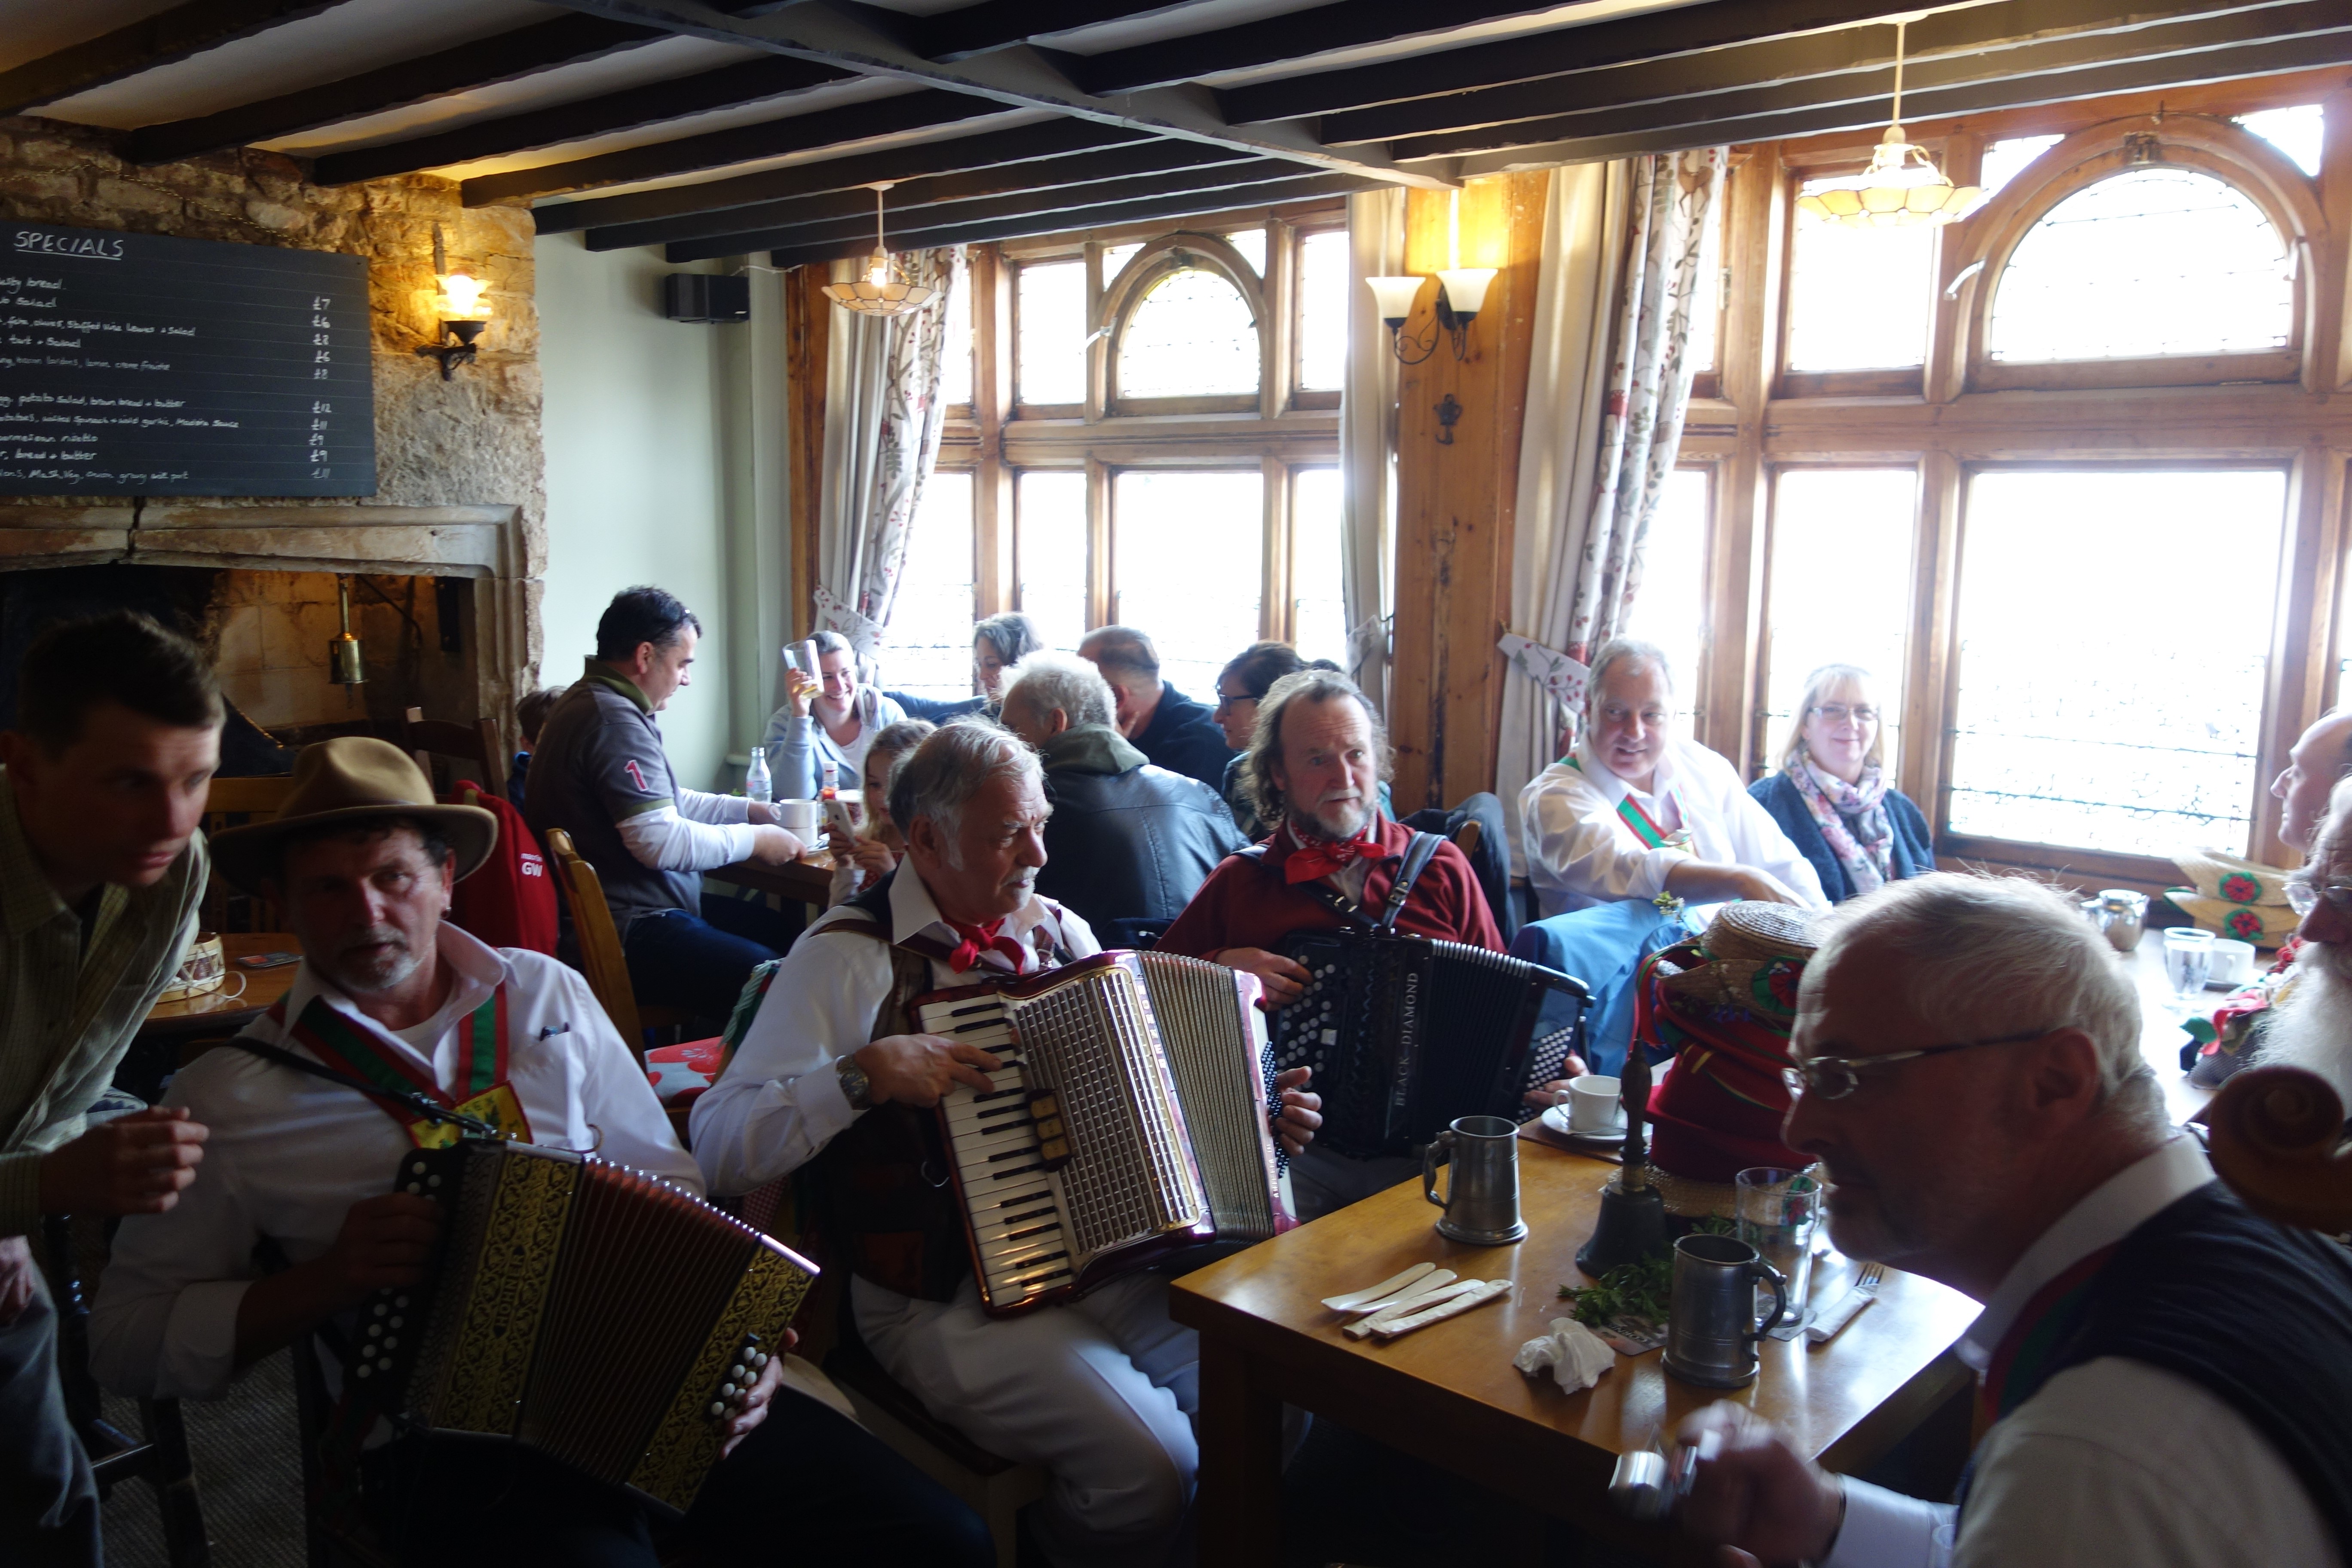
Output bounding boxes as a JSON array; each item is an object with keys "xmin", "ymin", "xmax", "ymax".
[
  {"xmin": 230, "ymin": 1038, "xmax": 503, "ymax": 1140},
  {"xmin": 1240, "ymin": 829, "xmax": 1445, "ymax": 931}
]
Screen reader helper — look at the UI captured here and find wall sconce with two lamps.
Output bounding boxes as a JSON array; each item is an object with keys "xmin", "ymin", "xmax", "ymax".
[
  {"xmin": 1365, "ymin": 191, "xmax": 1498, "ymax": 365},
  {"xmin": 416, "ymin": 225, "xmax": 491, "ymax": 380}
]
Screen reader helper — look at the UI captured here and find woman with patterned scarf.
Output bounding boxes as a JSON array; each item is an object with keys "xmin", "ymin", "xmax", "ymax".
[{"xmin": 1747, "ymin": 664, "xmax": 1933, "ymax": 903}]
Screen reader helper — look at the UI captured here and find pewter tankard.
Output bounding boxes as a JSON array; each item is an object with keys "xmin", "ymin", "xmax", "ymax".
[
  {"xmin": 1663, "ymin": 1233, "xmax": 1789, "ymax": 1388},
  {"xmin": 1421, "ymin": 1115, "xmax": 1527, "ymax": 1245}
]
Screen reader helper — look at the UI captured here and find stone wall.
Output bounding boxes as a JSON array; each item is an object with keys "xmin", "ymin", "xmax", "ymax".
[{"xmin": 0, "ymin": 115, "xmax": 545, "ymax": 690}]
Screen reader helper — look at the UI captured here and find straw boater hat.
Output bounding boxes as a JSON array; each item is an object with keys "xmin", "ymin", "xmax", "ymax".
[
  {"xmin": 210, "ymin": 737, "xmax": 498, "ymax": 895},
  {"xmin": 2166, "ymin": 847, "xmax": 2302, "ymax": 946}
]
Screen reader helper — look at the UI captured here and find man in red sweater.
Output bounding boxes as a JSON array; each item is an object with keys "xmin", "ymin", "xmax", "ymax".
[{"xmin": 1157, "ymin": 669, "xmax": 1501, "ymax": 1215}]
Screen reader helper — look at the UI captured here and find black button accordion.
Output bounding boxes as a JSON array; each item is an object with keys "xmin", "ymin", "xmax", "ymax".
[
  {"xmin": 1271, "ymin": 929, "xmax": 1588, "ymax": 1159},
  {"xmin": 351, "ymin": 1139, "xmax": 818, "ymax": 1515},
  {"xmin": 916, "ymin": 950, "xmax": 1290, "ymax": 1317}
]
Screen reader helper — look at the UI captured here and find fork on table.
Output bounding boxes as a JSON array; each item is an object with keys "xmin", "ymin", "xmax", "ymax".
[{"xmin": 1804, "ymin": 1262, "xmax": 1883, "ymax": 1345}]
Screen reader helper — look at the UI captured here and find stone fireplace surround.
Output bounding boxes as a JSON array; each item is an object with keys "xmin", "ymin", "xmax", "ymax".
[{"xmin": 0, "ymin": 502, "xmax": 533, "ymax": 748}]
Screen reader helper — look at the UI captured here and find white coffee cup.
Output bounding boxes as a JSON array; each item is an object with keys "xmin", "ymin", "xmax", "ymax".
[
  {"xmin": 1568, "ymin": 1074, "xmax": 1624, "ymax": 1136},
  {"xmin": 2209, "ymin": 938, "xmax": 2258, "ymax": 988},
  {"xmin": 772, "ymin": 798, "xmax": 821, "ymax": 833}
]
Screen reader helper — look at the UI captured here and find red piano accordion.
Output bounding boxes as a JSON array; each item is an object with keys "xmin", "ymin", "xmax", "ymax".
[{"xmin": 915, "ymin": 949, "xmax": 1292, "ymax": 1317}]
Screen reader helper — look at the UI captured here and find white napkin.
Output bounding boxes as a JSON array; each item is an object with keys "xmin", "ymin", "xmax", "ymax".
[{"xmin": 1513, "ymin": 1317, "xmax": 1616, "ymax": 1392}]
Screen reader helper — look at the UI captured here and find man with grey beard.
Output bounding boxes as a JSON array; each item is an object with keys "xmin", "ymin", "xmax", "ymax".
[
  {"xmin": 2259, "ymin": 775, "xmax": 2352, "ymax": 1099},
  {"xmin": 1157, "ymin": 668, "xmax": 1503, "ymax": 1216}
]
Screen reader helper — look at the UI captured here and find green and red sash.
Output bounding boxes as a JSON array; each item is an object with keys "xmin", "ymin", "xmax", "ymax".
[
  {"xmin": 1562, "ymin": 755, "xmax": 1679, "ymax": 849},
  {"xmin": 277, "ymin": 985, "xmax": 524, "ymax": 1146},
  {"xmin": 1978, "ymin": 1243, "xmax": 2119, "ymax": 1425}
]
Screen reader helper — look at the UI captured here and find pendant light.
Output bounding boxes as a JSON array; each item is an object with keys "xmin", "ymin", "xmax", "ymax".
[
  {"xmin": 823, "ymin": 183, "xmax": 938, "ymax": 317},
  {"xmin": 1795, "ymin": 17, "xmax": 1986, "ymax": 230}
]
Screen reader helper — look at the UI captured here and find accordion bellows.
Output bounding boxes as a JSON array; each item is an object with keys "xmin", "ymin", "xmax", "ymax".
[{"xmin": 363, "ymin": 1139, "xmax": 816, "ymax": 1514}]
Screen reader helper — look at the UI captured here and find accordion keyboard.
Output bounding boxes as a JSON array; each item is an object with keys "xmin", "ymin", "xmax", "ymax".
[{"xmin": 921, "ymin": 995, "xmax": 1077, "ymax": 1306}]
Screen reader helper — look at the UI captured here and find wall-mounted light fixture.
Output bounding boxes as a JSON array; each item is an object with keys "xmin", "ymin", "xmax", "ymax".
[
  {"xmin": 1366, "ymin": 190, "xmax": 1497, "ymax": 364},
  {"xmin": 823, "ymin": 184, "xmax": 938, "ymax": 318},
  {"xmin": 416, "ymin": 224, "xmax": 491, "ymax": 379}
]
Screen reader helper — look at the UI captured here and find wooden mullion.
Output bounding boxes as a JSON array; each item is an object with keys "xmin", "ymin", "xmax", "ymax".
[
  {"xmin": 1903, "ymin": 450, "xmax": 1963, "ymax": 825},
  {"xmin": 784, "ymin": 265, "xmax": 830, "ymax": 640},
  {"xmin": 1704, "ymin": 155, "xmax": 1776, "ymax": 773},
  {"xmin": 1086, "ymin": 239, "xmax": 1109, "ymax": 425},
  {"xmin": 1264, "ymin": 217, "xmax": 1293, "ymax": 421},
  {"xmin": 1087, "ymin": 457, "xmax": 1113, "ymax": 632},
  {"xmin": 1262, "ymin": 455, "xmax": 1290, "ymax": 642}
]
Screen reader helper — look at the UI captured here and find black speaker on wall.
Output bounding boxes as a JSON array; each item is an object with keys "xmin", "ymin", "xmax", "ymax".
[{"xmin": 663, "ymin": 273, "xmax": 750, "ymax": 323}]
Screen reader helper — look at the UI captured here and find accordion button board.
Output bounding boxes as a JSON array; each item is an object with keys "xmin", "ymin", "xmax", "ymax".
[
  {"xmin": 919, "ymin": 951, "xmax": 1286, "ymax": 1318},
  {"xmin": 1270, "ymin": 929, "xmax": 1586, "ymax": 1160}
]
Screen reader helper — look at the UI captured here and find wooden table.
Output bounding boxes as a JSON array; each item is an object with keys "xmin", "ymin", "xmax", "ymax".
[
  {"xmin": 113, "ymin": 932, "xmax": 303, "ymax": 1104},
  {"xmin": 707, "ymin": 852, "xmax": 835, "ymax": 910},
  {"xmin": 1171, "ymin": 1141, "xmax": 1981, "ymax": 1565}
]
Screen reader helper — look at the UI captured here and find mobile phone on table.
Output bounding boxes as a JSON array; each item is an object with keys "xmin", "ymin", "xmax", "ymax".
[{"xmin": 237, "ymin": 951, "xmax": 301, "ymax": 969}]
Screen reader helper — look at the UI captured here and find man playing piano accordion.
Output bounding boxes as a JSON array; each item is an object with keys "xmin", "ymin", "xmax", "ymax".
[
  {"xmin": 1158, "ymin": 668, "xmax": 1545, "ymax": 1219},
  {"xmin": 693, "ymin": 720, "xmax": 1321, "ymax": 1567},
  {"xmin": 89, "ymin": 739, "xmax": 989, "ymax": 1568}
]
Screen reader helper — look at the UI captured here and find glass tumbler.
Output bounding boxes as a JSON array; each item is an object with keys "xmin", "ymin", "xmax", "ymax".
[
  {"xmin": 1736, "ymin": 1165, "xmax": 1821, "ymax": 1329},
  {"xmin": 2164, "ymin": 927, "xmax": 2215, "ymax": 1001}
]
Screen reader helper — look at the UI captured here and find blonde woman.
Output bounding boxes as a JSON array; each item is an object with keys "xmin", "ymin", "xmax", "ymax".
[
  {"xmin": 824, "ymin": 718, "xmax": 935, "ymax": 905},
  {"xmin": 1746, "ymin": 663, "xmax": 1932, "ymax": 903}
]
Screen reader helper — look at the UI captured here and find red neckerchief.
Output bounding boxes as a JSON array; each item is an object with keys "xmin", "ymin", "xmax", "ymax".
[
  {"xmin": 1283, "ymin": 818, "xmax": 1383, "ymax": 884},
  {"xmin": 946, "ymin": 917, "xmax": 1027, "ymax": 973}
]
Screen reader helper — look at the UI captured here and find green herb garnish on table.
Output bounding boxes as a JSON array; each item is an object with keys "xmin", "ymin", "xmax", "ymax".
[{"xmin": 1558, "ymin": 1254, "xmax": 1674, "ymax": 1328}]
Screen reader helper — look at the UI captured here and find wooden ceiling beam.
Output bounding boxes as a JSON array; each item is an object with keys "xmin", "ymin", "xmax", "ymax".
[
  {"xmin": 1445, "ymin": 26, "xmax": 2352, "ymax": 173},
  {"xmin": 1373, "ymin": 0, "xmax": 2349, "ymax": 157},
  {"xmin": 765, "ymin": 170, "xmax": 1380, "ymax": 267},
  {"xmin": 1217, "ymin": 0, "xmax": 2275, "ymax": 124},
  {"xmin": 126, "ymin": 14, "xmax": 668, "ymax": 165},
  {"xmin": 309, "ymin": 55, "xmax": 853, "ymax": 185},
  {"xmin": 1069, "ymin": 0, "xmax": 1601, "ymax": 97},
  {"xmin": 650, "ymin": 155, "xmax": 1310, "ymax": 258},
  {"xmin": 594, "ymin": 135, "xmax": 1258, "ymax": 250},
  {"xmin": 462, "ymin": 89, "xmax": 1002, "ymax": 206},
  {"xmin": 0, "ymin": 0, "xmax": 343, "ymax": 118},
  {"xmin": 917, "ymin": 2, "xmax": 1199, "ymax": 61},
  {"xmin": 527, "ymin": 116, "xmax": 1151, "ymax": 232},
  {"xmin": 529, "ymin": 0, "xmax": 1453, "ymax": 187}
]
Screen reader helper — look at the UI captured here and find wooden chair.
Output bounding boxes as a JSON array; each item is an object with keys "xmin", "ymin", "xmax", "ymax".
[
  {"xmin": 202, "ymin": 775, "xmax": 300, "ymax": 933},
  {"xmin": 401, "ymin": 707, "xmax": 506, "ymax": 799},
  {"xmin": 542, "ymin": 828, "xmax": 689, "ymax": 1049},
  {"xmin": 1452, "ymin": 818, "xmax": 1482, "ymax": 859}
]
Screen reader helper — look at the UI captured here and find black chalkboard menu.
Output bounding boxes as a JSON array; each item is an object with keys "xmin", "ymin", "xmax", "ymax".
[{"xmin": 0, "ymin": 222, "xmax": 374, "ymax": 496}]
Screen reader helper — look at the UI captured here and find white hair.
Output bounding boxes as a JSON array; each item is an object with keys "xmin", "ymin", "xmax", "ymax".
[
  {"xmin": 1808, "ymin": 871, "xmax": 2156, "ymax": 1111},
  {"xmin": 1586, "ymin": 637, "xmax": 1675, "ymax": 718},
  {"xmin": 886, "ymin": 719, "xmax": 1042, "ymax": 860},
  {"xmin": 1001, "ymin": 650, "xmax": 1115, "ymax": 732}
]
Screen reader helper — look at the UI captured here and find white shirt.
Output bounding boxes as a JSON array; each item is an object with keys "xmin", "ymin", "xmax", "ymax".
[
  {"xmin": 1828, "ymin": 1137, "xmax": 2340, "ymax": 1568},
  {"xmin": 1518, "ymin": 735, "xmax": 1825, "ymax": 918},
  {"xmin": 89, "ymin": 924, "xmax": 700, "ymax": 1404},
  {"xmin": 690, "ymin": 869, "xmax": 1098, "ymax": 1197}
]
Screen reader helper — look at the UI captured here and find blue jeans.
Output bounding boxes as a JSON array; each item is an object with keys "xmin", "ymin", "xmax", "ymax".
[{"xmin": 622, "ymin": 894, "xmax": 802, "ymax": 1025}]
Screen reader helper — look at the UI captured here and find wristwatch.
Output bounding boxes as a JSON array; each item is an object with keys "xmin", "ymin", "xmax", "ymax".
[{"xmin": 836, "ymin": 1054, "xmax": 874, "ymax": 1111}]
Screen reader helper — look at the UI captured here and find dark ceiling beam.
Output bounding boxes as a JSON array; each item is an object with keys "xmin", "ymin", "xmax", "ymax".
[
  {"xmin": 1445, "ymin": 25, "xmax": 2352, "ymax": 173},
  {"xmin": 1217, "ymin": 0, "xmax": 2276, "ymax": 124},
  {"xmin": 528, "ymin": 116, "xmax": 1150, "ymax": 232},
  {"xmin": 651, "ymin": 154, "xmax": 1308, "ymax": 258},
  {"xmin": 766, "ymin": 169, "xmax": 1378, "ymax": 267},
  {"xmin": 462, "ymin": 89, "xmax": 1000, "ymax": 205},
  {"xmin": 1362, "ymin": 0, "xmax": 2345, "ymax": 154},
  {"xmin": 309, "ymin": 55, "xmax": 852, "ymax": 185},
  {"xmin": 597, "ymin": 135, "xmax": 1257, "ymax": 249},
  {"xmin": 126, "ymin": 14, "xmax": 667, "ymax": 165},
  {"xmin": 1069, "ymin": 0, "xmax": 1603, "ymax": 97},
  {"xmin": 0, "ymin": 0, "xmax": 343, "ymax": 118},
  {"xmin": 917, "ymin": 1, "xmax": 1199, "ymax": 61},
  {"xmin": 529, "ymin": 0, "xmax": 1452, "ymax": 187}
]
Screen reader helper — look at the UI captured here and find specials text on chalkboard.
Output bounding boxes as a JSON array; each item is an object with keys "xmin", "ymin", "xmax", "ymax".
[{"xmin": 0, "ymin": 223, "xmax": 375, "ymax": 497}]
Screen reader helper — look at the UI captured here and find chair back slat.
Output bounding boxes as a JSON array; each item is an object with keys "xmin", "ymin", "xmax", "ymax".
[
  {"xmin": 401, "ymin": 707, "xmax": 508, "ymax": 799},
  {"xmin": 542, "ymin": 828, "xmax": 644, "ymax": 1047}
]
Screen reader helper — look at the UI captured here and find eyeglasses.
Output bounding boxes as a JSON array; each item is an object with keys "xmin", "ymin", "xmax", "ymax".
[
  {"xmin": 1781, "ymin": 1027, "xmax": 2055, "ymax": 1102},
  {"xmin": 1807, "ymin": 703, "xmax": 1880, "ymax": 726},
  {"xmin": 2286, "ymin": 879, "xmax": 2352, "ymax": 917},
  {"xmin": 1214, "ymin": 692, "xmax": 1259, "ymax": 714}
]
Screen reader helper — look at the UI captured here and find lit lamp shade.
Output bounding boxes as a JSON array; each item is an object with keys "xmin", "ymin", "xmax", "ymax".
[
  {"xmin": 435, "ymin": 270, "xmax": 490, "ymax": 322},
  {"xmin": 823, "ymin": 249, "xmax": 938, "ymax": 318},
  {"xmin": 1365, "ymin": 275, "xmax": 1426, "ymax": 325},
  {"xmin": 1796, "ymin": 129, "xmax": 1986, "ymax": 230},
  {"xmin": 1436, "ymin": 266, "xmax": 1498, "ymax": 320}
]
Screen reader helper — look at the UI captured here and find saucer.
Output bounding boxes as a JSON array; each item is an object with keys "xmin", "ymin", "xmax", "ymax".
[{"xmin": 1541, "ymin": 1103, "xmax": 1629, "ymax": 1144}]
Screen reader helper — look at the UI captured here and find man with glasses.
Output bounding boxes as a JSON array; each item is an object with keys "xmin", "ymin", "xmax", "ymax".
[
  {"xmin": 1520, "ymin": 638, "xmax": 1823, "ymax": 920},
  {"xmin": 1671, "ymin": 871, "xmax": 2352, "ymax": 1568}
]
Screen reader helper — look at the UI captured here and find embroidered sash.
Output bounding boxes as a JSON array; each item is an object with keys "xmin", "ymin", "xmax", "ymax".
[
  {"xmin": 1978, "ymin": 1244, "xmax": 2120, "ymax": 1424},
  {"xmin": 1563, "ymin": 755, "xmax": 1678, "ymax": 849},
  {"xmin": 280, "ymin": 986, "xmax": 514, "ymax": 1144}
]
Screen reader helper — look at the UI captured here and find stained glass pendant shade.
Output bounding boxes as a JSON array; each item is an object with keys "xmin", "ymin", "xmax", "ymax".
[
  {"xmin": 1795, "ymin": 19, "xmax": 1986, "ymax": 230},
  {"xmin": 824, "ymin": 184, "xmax": 937, "ymax": 317}
]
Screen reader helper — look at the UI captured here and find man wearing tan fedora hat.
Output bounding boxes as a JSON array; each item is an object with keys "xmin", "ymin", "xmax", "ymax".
[{"xmin": 89, "ymin": 737, "xmax": 990, "ymax": 1568}]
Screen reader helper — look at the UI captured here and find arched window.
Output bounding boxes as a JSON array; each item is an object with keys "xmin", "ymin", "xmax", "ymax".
[
  {"xmin": 1116, "ymin": 265, "xmax": 1260, "ymax": 398},
  {"xmin": 1987, "ymin": 167, "xmax": 2293, "ymax": 363}
]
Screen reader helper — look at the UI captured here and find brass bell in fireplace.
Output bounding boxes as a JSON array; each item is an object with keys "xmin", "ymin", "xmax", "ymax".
[{"xmin": 329, "ymin": 576, "xmax": 366, "ymax": 689}]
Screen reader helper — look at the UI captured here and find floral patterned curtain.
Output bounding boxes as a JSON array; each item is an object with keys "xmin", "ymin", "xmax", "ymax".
[
  {"xmin": 1493, "ymin": 150, "xmax": 1725, "ymax": 873},
  {"xmin": 815, "ymin": 247, "xmax": 960, "ymax": 666}
]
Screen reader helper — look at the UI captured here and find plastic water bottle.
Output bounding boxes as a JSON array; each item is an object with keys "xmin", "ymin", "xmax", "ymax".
[{"xmin": 744, "ymin": 747, "xmax": 772, "ymax": 804}]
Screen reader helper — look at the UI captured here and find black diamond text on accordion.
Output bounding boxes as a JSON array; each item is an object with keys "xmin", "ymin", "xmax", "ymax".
[{"xmin": 352, "ymin": 1139, "xmax": 817, "ymax": 1514}]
